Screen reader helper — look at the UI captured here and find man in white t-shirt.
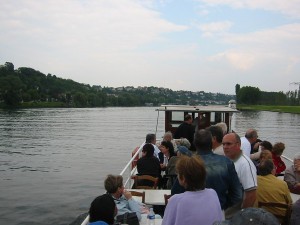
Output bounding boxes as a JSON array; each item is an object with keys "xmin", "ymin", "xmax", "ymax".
[
  {"xmin": 240, "ymin": 129, "xmax": 258, "ymax": 157},
  {"xmin": 223, "ymin": 133, "xmax": 257, "ymax": 210}
]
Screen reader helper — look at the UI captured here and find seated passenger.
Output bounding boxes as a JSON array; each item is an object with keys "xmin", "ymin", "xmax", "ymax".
[
  {"xmin": 162, "ymin": 155, "xmax": 223, "ymax": 225},
  {"xmin": 89, "ymin": 193, "xmax": 117, "ymax": 225},
  {"xmin": 161, "ymin": 131, "xmax": 178, "ymax": 152},
  {"xmin": 272, "ymin": 142, "xmax": 286, "ymax": 175},
  {"xmin": 164, "ymin": 146, "xmax": 192, "ymax": 189},
  {"xmin": 158, "ymin": 141, "xmax": 176, "ymax": 171},
  {"xmin": 145, "ymin": 133, "xmax": 160, "ymax": 158},
  {"xmin": 254, "ymin": 159, "xmax": 292, "ymax": 222},
  {"xmin": 250, "ymin": 140, "xmax": 272, "ymax": 161},
  {"xmin": 136, "ymin": 143, "xmax": 161, "ymax": 186},
  {"xmin": 284, "ymin": 153, "xmax": 300, "ymax": 194},
  {"xmin": 104, "ymin": 175, "xmax": 142, "ymax": 221},
  {"xmin": 255, "ymin": 150, "xmax": 272, "ymax": 175}
]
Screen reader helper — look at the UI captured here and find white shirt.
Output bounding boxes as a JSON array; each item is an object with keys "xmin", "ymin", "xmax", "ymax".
[
  {"xmin": 152, "ymin": 144, "xmax": 160, "ymax": 158},
  {"xmin": 240, "ymin": 137, "xmax": 251, "ymax": 157},
  {"xmin": 234, "ymin": 153, "xmax": 257, "ymax": 191},
  {"xmin": 213, "ymin": 144, "xmax": 224, "ymax": 155}
]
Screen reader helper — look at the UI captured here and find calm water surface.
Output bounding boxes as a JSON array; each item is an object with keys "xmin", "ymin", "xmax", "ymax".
[{"xmin": 0, "ymin": 107, "xmax": 299, "ymax": 225}]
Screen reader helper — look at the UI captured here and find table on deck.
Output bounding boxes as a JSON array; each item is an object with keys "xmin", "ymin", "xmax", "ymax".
[{"xmin": 128, "ymin": 189, "xmax": 171, "ymax": 206}]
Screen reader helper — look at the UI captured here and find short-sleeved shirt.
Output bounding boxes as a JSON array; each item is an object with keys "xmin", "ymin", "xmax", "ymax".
[
  {"xmin": 240, "ymin": 137, "xmax": 251, "ymax": 158},
  {"xmin": 234, "ymin": 153, "xmax": 257, "ymax": 191}
]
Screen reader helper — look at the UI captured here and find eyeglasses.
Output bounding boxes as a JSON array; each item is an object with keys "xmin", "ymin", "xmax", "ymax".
[{"xmin": 222, "ymin": 142, "xmax": 238, "ymax": 146}]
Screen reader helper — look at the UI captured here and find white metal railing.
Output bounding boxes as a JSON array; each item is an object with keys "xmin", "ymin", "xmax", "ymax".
[
  {"xmin": 281, "ymin": 155, "xmax": 293, "ymax": 164},
  {"xmin": 80, "ymin": 142, "xmax": 145, "ymax": 225},
  {"xmin": 121, "ymin": 142, "xmax": 145, "ymax": 189}
]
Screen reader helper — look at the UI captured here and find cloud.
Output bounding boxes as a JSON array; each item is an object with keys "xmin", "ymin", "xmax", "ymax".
[
  {"xmin": 207, "ymin": 23, "xmax": 300, "ymax": 72},
  {"xmin": 200, "ymin": 0, "xmax": 300, "ymax": 18},
  {"xmin": 197, "ymin": 21, "xmax": 233, "ymax": 37},
  {"xmin": 0, "ymin": 0, "xmax": 187, "ymax": 53}
]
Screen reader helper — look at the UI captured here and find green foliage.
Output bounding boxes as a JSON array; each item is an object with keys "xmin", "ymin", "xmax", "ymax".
[
  {"xmin": 0, "ymin": 62, "xmax": 240, "ymax": 108},
  {"xmin": 237, "ymin": 86, "xmax": 261, "ymax": 104},
  {"xmin": 235, "ymin": 84, "xmax": 240, "ymax": 95}
]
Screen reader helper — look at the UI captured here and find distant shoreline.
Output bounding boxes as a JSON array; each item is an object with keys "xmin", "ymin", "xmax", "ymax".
[
  {"xmin": 2, "ymin": 103, "xmax": 300, "ymax": 114},
  {"xmin": 237, "ymin": 105, "xmax": 300, "ymax": 114}
]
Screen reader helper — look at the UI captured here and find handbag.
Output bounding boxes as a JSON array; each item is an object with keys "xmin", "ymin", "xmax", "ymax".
[{"xmin": 116, "ymin": 212, "xmax": 139, "ymax": 225}]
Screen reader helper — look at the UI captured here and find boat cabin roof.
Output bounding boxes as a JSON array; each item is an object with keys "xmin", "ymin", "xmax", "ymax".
[
  {"xmin": 156, "ymin": 104, "xmax": 238, "ymax": 113},
  {"xmin": 156, "ymin": 105, "xmax": 239, "ymax": 135}
]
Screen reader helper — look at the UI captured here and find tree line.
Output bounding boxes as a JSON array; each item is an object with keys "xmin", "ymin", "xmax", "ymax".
[
  {"xmin": 235, "ymin": 84, "xmax": 299, "ymax": 105},
  {"xmin": 0, "ymin": 62, "xmax": 234, "ymax": 108}
]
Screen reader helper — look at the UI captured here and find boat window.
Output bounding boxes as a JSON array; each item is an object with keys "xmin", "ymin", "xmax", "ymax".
[
  {"xmin": 172, "ymin": 112, "xmax": 183, "ymax": 121},
  {"xmin": 210, "ymin": 112, "xmax": 215, "ymax": 123}
]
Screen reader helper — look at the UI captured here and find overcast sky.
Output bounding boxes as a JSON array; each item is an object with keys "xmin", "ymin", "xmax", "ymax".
[{"xmin": 1, "ymin": 0, "xmax": 300, "ymax": 94}]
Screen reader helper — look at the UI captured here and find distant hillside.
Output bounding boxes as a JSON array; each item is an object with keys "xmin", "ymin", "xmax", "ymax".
[{"xmin": 0, "ymin": 62, "xmax": 235, "ymax": 107}]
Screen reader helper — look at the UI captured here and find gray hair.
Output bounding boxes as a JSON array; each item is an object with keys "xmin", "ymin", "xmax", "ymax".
[{"xmin": 216, "ymin": 122, "xmax": 228, "ymax": 135}]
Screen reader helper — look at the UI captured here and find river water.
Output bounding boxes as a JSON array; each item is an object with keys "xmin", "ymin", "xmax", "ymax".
[{"xmin": 0, "ymin": 107, "xmax": 299, "ymax": 225}]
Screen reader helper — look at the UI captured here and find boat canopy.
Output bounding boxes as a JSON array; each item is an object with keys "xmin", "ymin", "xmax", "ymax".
[{"xmin": 156, "ymin": 105, "xmax": 239, "ymax": 135}]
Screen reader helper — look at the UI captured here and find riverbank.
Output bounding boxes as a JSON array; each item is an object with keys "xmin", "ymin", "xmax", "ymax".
[{"xmin": 237, "ymin": 105, "xmax": 300, "ymax": 114}]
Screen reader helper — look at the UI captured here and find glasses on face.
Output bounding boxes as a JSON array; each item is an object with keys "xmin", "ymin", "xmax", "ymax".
[{"xmin": 222, "ymin": 142, "xmax": 238, "ymax": 146}]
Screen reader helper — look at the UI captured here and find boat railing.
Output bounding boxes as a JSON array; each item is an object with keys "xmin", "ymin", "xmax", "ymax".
[
  {"xmin": 121, "ymin": 142, "xmax": 145, "ymax": 189},
  {"xmin": 80, "ymin": 142, "xmax": 145, "ymax": 225},
  {"xmin": 281, "ymin": 155, "xmax": 293, "ymax": 164}
]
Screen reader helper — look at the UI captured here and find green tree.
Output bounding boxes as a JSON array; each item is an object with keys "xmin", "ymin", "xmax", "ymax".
[
  {"xmin": 0, "ymin": 76, "xmax": 25, "ymax": 106},
  {"xmin": 235, "ymin": 84, "xmax": 240, "ymax": 95},
  {"xmin": 237, "ymin": 86, "xmax": 261, "ymax": 104}
]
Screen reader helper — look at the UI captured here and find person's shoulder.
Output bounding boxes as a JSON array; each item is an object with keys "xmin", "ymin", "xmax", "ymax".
[{"xmin": 210, "ymin": 153, "xmax": 233, "ymax": 164}]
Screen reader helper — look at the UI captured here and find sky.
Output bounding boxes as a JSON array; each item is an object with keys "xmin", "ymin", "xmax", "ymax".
[{"xmin": 1, "ymin": 0, "xmax": 300, "ymax": 95}]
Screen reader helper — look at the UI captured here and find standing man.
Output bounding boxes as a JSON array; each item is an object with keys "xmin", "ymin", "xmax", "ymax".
[
  {"xmin": 171, "ymin": 129, "xmax": 242, "ymax": 211},
  {"xmin": 240, "ymin": 129, "xmax": 258, "ymax": 157},
  {"xmin": 174, "ymin": 114, "xmax": 195, "ymax": 150},
  {"xmin": 194, "ymin": 129, "xmax": 242, "ymax": 211},
  {"xmin": 223, "ymin": 133, "xmax": 257, "ymax": 212}
]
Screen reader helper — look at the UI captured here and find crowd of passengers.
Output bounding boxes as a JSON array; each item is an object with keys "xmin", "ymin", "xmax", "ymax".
[{"xmin": 87, "ymin": 116, "xmax": 300, "ymax": 225}]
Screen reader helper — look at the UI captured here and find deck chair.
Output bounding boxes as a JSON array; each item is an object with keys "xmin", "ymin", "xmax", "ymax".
[
  {"xmin": 258, "ymin": 201, "xmax": 292, "ymax": 225},
  {"xmin": 130, "ymin": 190, "xmax": 145, "ymax": 203},
  {"xmin": 164, "ymin": 194, "xmax": 171, "ymax": 206},
  {"xmin": 132, "ymin": 175, "xmax": 159, "ymax": 189}
]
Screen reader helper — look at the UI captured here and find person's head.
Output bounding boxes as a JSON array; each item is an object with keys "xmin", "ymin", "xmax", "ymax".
[
  {"xmin": 260, "ymin": 141, "xmax": 273, "ymax": 151},
  {"xmin": 258, "ymin": 159, "xmax": 275, "ymax": 176},
  {"xmin": 293, "ymin": 153, "xmax": 300, "ymax": 171},
  {"xmin": 184, "ymin": 114, "xmax": 192, "ymax": 124},
  {"xmin": 177, "ymin": 145, "xmax": 192, "ymax": 157},
  {"xmin": 163, "ymin": 131, "xmax": 173, "ymax": 142},
  {"xmin": 259, "ymin": 150, "xmax": 272, "ymax": 161},
  {"xmin": 222, "ymin": 133, "xmax": 241, "ymax": 160},
  {"xmin": 245, "ymin": 129, "xmax": 258, "ymax": 144},
  {"xmin": 272, "ymin": 142, "xmax": 285, "ymax": 156},
  {"xmin": 194, "ymin": 129, "xmax": 212, "ymax": 152},
  {"xmin": 104, "ymin": 174, "xmax": 124, "ymax": 197},
  {"xmin": 216, "ymin": 122, "xmax": 228, "ymax": 135},
  {"xmin": 89, "ymin": 193, "xmax": 117, "ymax": 224},
  {"xmin": 145, "ymin": 133, "xmax": 156, "ymax": 144},
  {"xmin": 176, "ymin": 155, "xmax": 206, "ymax": 191},
  {"xmin": 213, "ymin": 207, "xmax": 280, "ymax": 225},
  {"xmin": 142, "ymin": 143, "xmax": 154, "ymax": 158},
  {"xmin": 160, "ymin": 140, "xmax": 175, "ymax": 157},
  {"xmin": 206, "ymin": 125, "xmax": 223, "ymax": 145}
]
